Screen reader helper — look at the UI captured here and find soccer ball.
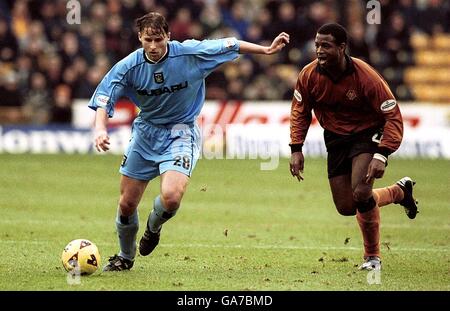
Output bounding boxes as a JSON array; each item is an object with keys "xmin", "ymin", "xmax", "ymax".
[{"xmin": 61, "ymin": 239, "xmax": 101, "ymax": 275}]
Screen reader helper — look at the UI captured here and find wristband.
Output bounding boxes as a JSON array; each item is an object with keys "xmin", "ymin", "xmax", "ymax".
[
  {"xmin": 289, "ymin": 143, "xmax": 303, "ymax": 153},
  {"xmin": 373, "ymin": 153, "xmax": 387, "ymax": 164}
]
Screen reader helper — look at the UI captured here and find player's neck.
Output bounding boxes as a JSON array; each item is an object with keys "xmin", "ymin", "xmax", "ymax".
[
  {"xmin": 326, "ymin": 56, "xmax": 347, "ymax": 80},
  {"xmin": 145, "ymin": 46, "xmax": 168, "ymax": 64}
]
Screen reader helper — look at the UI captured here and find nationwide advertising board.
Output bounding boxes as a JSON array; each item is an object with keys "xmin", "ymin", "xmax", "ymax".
[{"xmin": 1, "ymin": 100, "xmax": 449, "ymax": 159}]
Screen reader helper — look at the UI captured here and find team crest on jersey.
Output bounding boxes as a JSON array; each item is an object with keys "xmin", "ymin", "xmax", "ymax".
[
  {"xmin": 346, "ymin": 90, "xmax": 357, "ymax": 100},
  {"xmin": 154, "ymin": 72, "xmax": 164, "ymax": 84}
]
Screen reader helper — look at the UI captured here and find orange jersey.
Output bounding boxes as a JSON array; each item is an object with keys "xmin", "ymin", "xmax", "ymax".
[{"xmin": 290, "ymin": 56, "xmax": 403, "ymax": 156}]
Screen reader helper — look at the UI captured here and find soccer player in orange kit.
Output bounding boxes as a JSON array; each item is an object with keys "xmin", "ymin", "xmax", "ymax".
[{"xmin": 289, "ymin": 23, "xmax": 419, "ymax": 270}]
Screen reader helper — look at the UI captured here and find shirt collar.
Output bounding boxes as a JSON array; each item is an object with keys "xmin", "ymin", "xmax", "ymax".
[{"xmin": 143, "ymin": 44, "xmax": 170, "ymax": 64}]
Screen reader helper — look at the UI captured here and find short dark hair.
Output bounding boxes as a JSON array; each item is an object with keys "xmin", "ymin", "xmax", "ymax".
[
  {"xmin": 135, "ymin": 12, "xmax": 169, "ymax": 35},
  {"xmin": 317, "ymin": 23, "xmax": 348, "ymax": 45}
]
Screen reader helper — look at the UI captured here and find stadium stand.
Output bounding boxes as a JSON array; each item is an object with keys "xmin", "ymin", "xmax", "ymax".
[
  {"xmin": 405, "ymin": 32, "xmax": 450, "ymax": 102},
  {"xmin": 0, "ymin": 0, "xmax": 449, "ymax": 125}
]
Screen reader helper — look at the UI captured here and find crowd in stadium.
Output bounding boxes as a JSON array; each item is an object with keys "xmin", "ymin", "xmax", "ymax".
[{"xmin": 0, "ymin": 0, "xmax": 449, "ymax": 124}]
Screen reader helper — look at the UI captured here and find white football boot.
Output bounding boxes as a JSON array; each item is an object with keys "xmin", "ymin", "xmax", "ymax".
[{"xmin": 358, "ymin": 256, "xmax": 382, "ymax": 271}]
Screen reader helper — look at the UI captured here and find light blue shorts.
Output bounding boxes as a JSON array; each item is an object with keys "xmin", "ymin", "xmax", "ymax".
[{"xmin": 119, "ymin": 118, "xmax": 201, "ymax": 181}]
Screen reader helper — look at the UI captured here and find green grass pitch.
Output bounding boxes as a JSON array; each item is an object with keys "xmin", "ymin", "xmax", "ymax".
[{"xmin": 0, "ymin": 154, "xmax": 448, "ymax": 290}]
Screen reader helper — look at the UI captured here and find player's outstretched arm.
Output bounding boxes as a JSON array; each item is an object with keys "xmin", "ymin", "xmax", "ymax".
[
  {"xmin": 238, "ymin": 32, "xmax": 290, "ymax": 55},
  {"xmin": 94, "ymin": 108, "xmax": 110, "ymax": 152}
]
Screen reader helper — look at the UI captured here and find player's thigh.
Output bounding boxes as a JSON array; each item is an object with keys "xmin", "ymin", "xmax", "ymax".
[
  {"xmin": 159, "ymin": 124, "xmax": 201, "ymax": 178},
  {"xmin": 327, "ymin": 146, "xmax": 351, "ymax": 179},
  {"xmin": 351, "ymin": 153, "xmax": 374, "ymax": 200},
  {"xmin": 120, "ymin": 135, "xmax": 160, "ymax": 181},
  {"xmin": 348, "ymin": 129, "xmax": 379, "ymax": 190},
  {"xmin": 329, "ymin": 174, "xmax": 355, "ymax": 215},
  {"xmin": 119, "ymin": 126, "xmax": 159, "ymax": 181},
  {"xmin": 119, "ymin": 175, "xmax": 149, "ymax": 214}
]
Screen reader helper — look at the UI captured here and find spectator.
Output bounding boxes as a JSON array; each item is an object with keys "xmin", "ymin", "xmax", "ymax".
[
  {"xmin": 0, "ymin": 0, "xmax": 449, "ymax": 125},
  {"xmin": 417, "ymin": 0, "xmax": 449, "ymax": 34},
  {"xmin": 0, "ymin": 72, "xmax": 23, "ymax": 123},
  {"xmin": 170, "ymin": 7, "xmax": 193, "ymax": 41},
  {"xmin": 10, "ymin": 0, "xmax": 31, "ymax": 49},
  {"xmin": 348, "ymin": 22, "xmax": 370, "ymax": 63},
  {"xmin": 105, "ymin": 14, "xmax": 135, "ymax": 60},
  {"xmin": 44, "ymin": 54, "xmax": 63, "ymax": 89},
  {"xmin": 376, "ymin": 11, "xmax": 412, "ymax": 68},
  {"xmin": 74, "ymin": 67, "xmax": 104, "ymax": 99},
  {"xmin": 0, "ymin": 72, "xmax": 22, "ymax": 107},
  {"xmin": 50, "ymin": 84, "xmax": 72, "ymax": 124},
  {"xmin": 221, "ymin": 1, "xmax": 250, "ymax": 39},
  {"xmin": 15, "ymin": 54, "xmax": 33, "ymax": 93},
  {"xmin": 0, "ymin": 17, "xmax": 18, "ymax": 64},
  {"xmin": 22, "ymin": 72, "xmax": 51, "ymax": 124},
  {"xmin": 199, "ymin": 4, "xmax": 224, "ymax": 37}
]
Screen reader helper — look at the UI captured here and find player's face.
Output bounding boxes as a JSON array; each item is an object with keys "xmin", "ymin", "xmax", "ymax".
[
  {"xmin": 138, "ymin": 27, "xmax": 170, "ymax": 62},
  {"xmin": 315, "ymin": 33, "xmax": 345, "ymax": 69}
]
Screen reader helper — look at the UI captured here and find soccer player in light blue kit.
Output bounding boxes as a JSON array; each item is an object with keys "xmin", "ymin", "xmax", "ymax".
[{"xmin": 89, "ymin": 12, "xmax": 289, "ymax": 271}]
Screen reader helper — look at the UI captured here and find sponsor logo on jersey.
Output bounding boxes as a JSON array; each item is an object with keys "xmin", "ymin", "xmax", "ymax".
[
  {"xmin": 380, "ymin": 99, "xmax": 397, "ymax": 112},
  {"xmin": 137, "ymin": 81, "xmax": 188, "ymax": 97},
  {"xmin": 225, "ymin": 38, "xmax": 236, "ymax": 49},
  {"xmin": 96, "ymin": 95, "xmax": 110, "ymax": 107},
  {"xmin": 154, "ymin": 72, "xmax": 164, "ymax": 84},
  {"xmin": 346, "ymin": 89, "xmax": 357, "ymax": 100},
  {"xmin": 294, "ymin": 89, "xmax": 302, "ymax": 102}
]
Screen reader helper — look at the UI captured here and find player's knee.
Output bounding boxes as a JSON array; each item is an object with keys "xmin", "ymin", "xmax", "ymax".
[
  {"xmin": 335, "ymin": 203, "xmax": 356, "ymax": 216},
  {"xmin": 161, "ymin": 190, "xmax": 183, "ymax": 211},
  {"xmin": 353, "ymin": 186, "xmax": 376, "ymax": 213},
  {"xmin": 118, "ymin": 199, "xmax": 138, "ymax": 216},
  {"xmin": 352, "ymin": 185, "xmax": 372, "ymax": 203}
]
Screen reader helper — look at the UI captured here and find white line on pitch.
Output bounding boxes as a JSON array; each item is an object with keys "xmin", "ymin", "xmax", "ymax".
[
  {"xmin": 161, "ymin": 243, "xmax": 450, "ymax": 253},
  {"xmin": 0, "ymin": 240, "xmax": 448, "ymax": 253}
]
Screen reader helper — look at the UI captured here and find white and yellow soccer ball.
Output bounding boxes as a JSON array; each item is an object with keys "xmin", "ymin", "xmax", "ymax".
[{"xmin": 61, "ymin": 239, "xmax": 101, "ymax": 275}]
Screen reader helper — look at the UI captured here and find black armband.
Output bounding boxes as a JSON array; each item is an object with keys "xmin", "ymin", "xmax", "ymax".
[{"xmin": 289, "ymin": 143, "xmax": 303, "ymax": 153}]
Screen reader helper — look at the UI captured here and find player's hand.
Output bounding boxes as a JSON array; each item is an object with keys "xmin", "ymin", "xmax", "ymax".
[
  {"xmin": 290, "ymin": 151, "xmax": 304, "ymax": 182},
  {"xmin": 94, "ymin": 129, "xmax": 110, "ymax": 152},
  {"xmin": 365, "ymin": 158, "xmax": 385, "ymax": 184},
  {"xmin": 267, "ymin": 32, "xmax": 290, "ymax": 54}
]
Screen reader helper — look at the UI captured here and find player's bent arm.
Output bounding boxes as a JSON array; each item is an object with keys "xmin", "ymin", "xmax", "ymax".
[
  {"xmin": 238, "ymin": 32, "xmax": 289, "ymax": 55},
  {"xmin": 365, "ymin": 79, "xmax": 403, "ymax": 159},
  {"xmin": 94, "ymin": 108, "xmax": 110, "ymax": 152}
]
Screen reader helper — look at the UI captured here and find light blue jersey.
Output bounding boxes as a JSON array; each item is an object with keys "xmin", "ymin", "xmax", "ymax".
[
  {"xmin": 89, "ymin": 37, "xmax": 240, "ymax": 180},
  {"xmin": 88, "ymin": 37, "xmax": 240, "ymax": 125}
]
